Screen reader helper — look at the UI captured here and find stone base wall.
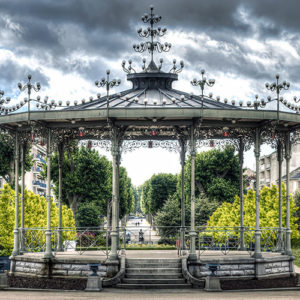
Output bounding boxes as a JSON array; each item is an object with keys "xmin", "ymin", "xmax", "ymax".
[
  {"xmin": 11, "ymin": 256, "xmax": 110, "ymax": 278},
  {"xmin": 188, "ymin": 255, "xmax": 294, "ymax": 278}
]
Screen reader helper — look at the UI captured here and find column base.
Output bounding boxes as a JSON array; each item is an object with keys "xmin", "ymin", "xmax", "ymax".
[
  {"xmin": 284, "ymin": 250, "xmax": 293, "ymax": 256},
  {"xmin": 85, "ymin": 276, "xmax": 102, "ymax": 292},
  {"xmin": 188, "ymin": 253, "xmax": 198, "ymax": 261},
  {"xmin": 252, "ymin": 252, "xmax": 262, "ymax": 259},
  {"xmin": 44, "ymin": 230, "xmax": 53, "ymax": 259},
  {"xmin": 43, "ymin": 253, "xmax": 53, "ymax": 259},
  {"xmin": 204, "ymin": 276, "xmax": 221, "ymax": 292}
]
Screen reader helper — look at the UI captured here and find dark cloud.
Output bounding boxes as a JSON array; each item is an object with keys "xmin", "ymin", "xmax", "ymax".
[
  {"xmin": 0, "ymin": 0, "xmax": 300, "ymax": 96},
  {"xmin": 0, "ymin": 59, "xmax": 49, "ymax": 96}
]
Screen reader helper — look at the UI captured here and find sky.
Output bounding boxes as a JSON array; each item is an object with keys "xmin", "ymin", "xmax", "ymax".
[{"xmin": 1, "ymin": 0, "xmax": 300, "ymax": 185}]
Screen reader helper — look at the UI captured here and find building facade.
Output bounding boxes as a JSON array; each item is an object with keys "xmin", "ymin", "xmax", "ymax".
[
  {"xmin": 259, "ymin": 141, "xmax": 300, "ymax": 193},
  {"xmin": 0, "ymin": 143, "xmax": 50, "ymax": 197},
  {"xmin": 25, "ymin": 143, "xmax": 48, "ymax": 196}
]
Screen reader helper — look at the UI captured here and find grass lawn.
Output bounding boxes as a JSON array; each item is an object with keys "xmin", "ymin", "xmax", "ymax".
[{"xmin": 292, "ymin": 247, "xmax": 300, "ymax": 267}]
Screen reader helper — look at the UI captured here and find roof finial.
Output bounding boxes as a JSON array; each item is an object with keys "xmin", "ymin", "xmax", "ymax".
[{"xmin": 133, "ymin": 5, "xmax": 171, "ymax": 65}]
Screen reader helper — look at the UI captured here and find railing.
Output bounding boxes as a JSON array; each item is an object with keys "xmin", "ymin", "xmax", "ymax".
[
  {"xmin": 19, "ymin": 226, "xmax": 287, "ymax": 258},
  {"xmin": 195, "ymin": 226, "xmax": 286, "ymax": 257},
  {"xmin": 21, "ymin": 227, "xmax": 111, "ymax": 257},
  {"xmin": 119, "ymin": 225, "xmax": 181, "ymax": 249}
]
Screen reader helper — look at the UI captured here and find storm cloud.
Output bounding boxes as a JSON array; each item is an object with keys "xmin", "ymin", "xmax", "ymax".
[{"xmin": 0, "ymin": 0, "xmax": 300, "ymax": 101}]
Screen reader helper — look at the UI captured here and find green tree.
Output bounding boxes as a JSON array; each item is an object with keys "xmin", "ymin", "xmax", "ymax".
[
  {"xmin": 294, "ymin": 189, "xmax": 300, "ymax": 227},
  {"xmin": 49, "ymin": 145, "xmax": 134, "ymax": 223},
  {"xmin": 155, "ymin": 195, "xmax": 181, "ymax": 239},
  {"xmin": 76, "ymin": 202, "xmax": 101, "ymax": 228},
  {"xmin": 119, "ymin": 166, "xmax": 134, "ymax": 218},
  {"xmin": 0, "ymin": 184, "xmax": 75, "ymax": 256},
  {"xmin": 140, "ymin": 173, "xmax": 177, "ymax": 215},
  {"xmin": 183, "ymin": 146, "xmax": 240, "ymax": 204},
  {"xmin": 155, "ymin": 194, "xmax": 219, "ymax": 237},
  {"xmin": 208, "ymin": 184, "xmax": 299, "ymax": 240},
  {"xmin": 133, "ymin": 186, "xmax": 142, "ymax": 214},
  {"xmin": 50, "ymin": 146, "xmax": 111, "ymax": 216},
  {"xmin": 0, "ymin": 134, "xmax": 32, "ymax": 185}
]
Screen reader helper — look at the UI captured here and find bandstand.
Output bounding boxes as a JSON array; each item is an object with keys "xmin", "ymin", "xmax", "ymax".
[{"xmin": 1, "ymin": 5, "xmax": 300, "ymax": 290}]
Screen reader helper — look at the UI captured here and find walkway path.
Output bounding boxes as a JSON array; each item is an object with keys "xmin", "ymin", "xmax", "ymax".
[
  {"xmin": 1, "ymin": 289, "xmax": 300, "ymax": 300},
  {"xmin": 125, "ymin": 217, "xmax": 160, "ymax": 244}
]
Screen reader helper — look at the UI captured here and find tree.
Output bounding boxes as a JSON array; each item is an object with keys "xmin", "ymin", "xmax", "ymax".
[
  {"xmin": 0, "ymin": 184, "xmax": 75, "ymax": 256},
  {"xmin": 49, "ymin": 145, "xmax": 134, "ymax": 223},
  {"xmin": 75, "ymin": 202, "xmax": 101, "ymax": 228},
  {"xmin": 294, "ymin": 189, "xmax": 300, "ymax": 227},
  {"xmin": 119, "ymin": 166, "xmax": 134, "ymax": 218},
  {"xmin": 155, "ymin": 195, "xmax": 181, "ymax": 240},
  {"xmin": 182, "ymin": 146, "xmax": 240, "ymax": 204},
  {"xmin": 0, "ymin": 134, "xmax": 32, "ymax": 185},
  {"xmin": 140, "ymin": 173, "xmax": 177, "ymax": 215},
  {"xmin": 155, "ymin": 194, "xmax": 219, "ymax": 238},
  {"xmin": 133, "ymin": 186, "xmax": 142, "ymax": 214},
  {"xmin": 208, "ymin": 184, "xmax": 299, "ymax": 241},
  {"xmin": 50, "ymin": 146, "xmax": 111, "ymax": 216}
]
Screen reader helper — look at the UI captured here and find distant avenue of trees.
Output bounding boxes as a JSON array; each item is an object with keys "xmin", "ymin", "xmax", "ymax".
[{"xmin": 139, "ymin": 146, "xmax": 241, "ymax": 233}]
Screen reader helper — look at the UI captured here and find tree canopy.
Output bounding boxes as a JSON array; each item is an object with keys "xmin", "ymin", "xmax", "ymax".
[
  {"xmin": 0, "ymin": 184, "xmax": 75, "ymax": 256},
  {"xmin": 208, "ymin": 184, "xmax": 299, "ymax": 241},
  {"xmin": 49, "ymin": 146, "xmax": 134, "ymax": 222},
  {"xmin": 0, "ymin": 134, "xmax": 32, "ymax": 185},
  {"xmin": 182, "ymin": 146, "xmax": 240, "ymax": 204},
  {"xmin": 140, "ymin": 173, "xmax": 177, "ymax": 215}
]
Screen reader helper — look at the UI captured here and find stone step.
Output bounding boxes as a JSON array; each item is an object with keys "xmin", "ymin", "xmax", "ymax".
[
  {"xmin": 122, "ymin": 278, "xmax": 186, "ymax": 284},
  {"xmin": 126, "ymin": 259, "xmax": 181, "ymax": 264},
  {"xmin": 125, "ymin": 273, "xmax": 184, "ymax": 279},
  {"xmin": 126, "ymin": 262, "xmax": 181, "ymax": 268},
  {"xmin": 126, "ymin": 268, "xmax": 182, "ymax": 274},
  {"xmin": 116, "ymin": 283, "xmax": 192, "ymax": 289}
]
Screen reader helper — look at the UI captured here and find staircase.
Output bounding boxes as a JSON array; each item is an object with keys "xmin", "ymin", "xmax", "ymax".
[{"xmin": 116, "ymin": 258, "xmax": 192, "ymax": 289}]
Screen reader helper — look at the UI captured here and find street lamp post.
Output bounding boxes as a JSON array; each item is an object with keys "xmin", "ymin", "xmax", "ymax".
[
  {"xmin": 191, "ymin": 69, "xmax": 215, "ymax": 119},
  {"xmin": 18, "ymin": 74, "xmax": 41, "ymax": 121},
  {"xmin": 265, "ymin": 74, "xmax": 290, "ymax": 122},
  {"xmin": 95, "ymin": 70, "xmax": 121, "ymax": 121},
  {"xmin": 0, "ymin": 90, "xmax": 11, "ymax": 113}
]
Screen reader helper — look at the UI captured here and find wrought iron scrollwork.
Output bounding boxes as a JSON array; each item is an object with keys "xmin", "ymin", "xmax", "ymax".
[{"xmin": 121, "ymin": 140, "xmax": 180, "ymax": 153}]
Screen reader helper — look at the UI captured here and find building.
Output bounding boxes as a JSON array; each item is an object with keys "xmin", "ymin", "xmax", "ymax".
[
  {"xmin": 259, "ymin": 141, "xmax": 300, "ymax": 193},
  {"xmin": 244, "ymin": 167, "xmax": 256, "ymax": 190},
  {"xmin": 25, "ymin": 143, "xmax": 48, "ymax": 196},
  {"xmin": 0, "ymin": 143, "xmax": 49, "ymax": 196}
]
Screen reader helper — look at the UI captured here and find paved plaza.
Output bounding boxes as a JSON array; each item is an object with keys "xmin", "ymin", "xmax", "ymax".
[{"xmin": 1, "ymin": 289, "xmax": 300, "ymax": 300}]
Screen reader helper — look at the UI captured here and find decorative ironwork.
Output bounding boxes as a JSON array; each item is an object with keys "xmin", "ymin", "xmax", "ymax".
[
  {"xmin": 95, "ymin": 70, "xmax": 121, "ymax": 120},
  {"xmin": 79, "ymin": 140, "xmax": 112, "ymax": 152},
  {"xmin": 246, "ymin": 94, "xmax": 269, "ymax": 110},
  {"xmin": 18, "ymin": 74, "xmax": 41, "ymax": 119},
  {"xmin": 133, "ymin": 5, "xmax": 171, "ymax": 62},
  {"xmin": 265, "ymin": 74, "xmax": 290, "ymax": 121},
  {"xmin": 0, "ymin": 90, "xmax": 11, "ymax": 115},
  {"xmin": 191, "ymin": 69, "xmax": 215, "ymax": 118},
  {"xmin": 122, "ymin": 139, "xmax": 180, "ymax": 153}
]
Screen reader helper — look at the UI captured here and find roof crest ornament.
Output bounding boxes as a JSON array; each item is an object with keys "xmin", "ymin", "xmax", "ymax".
[{"xmin": 122, "ymin": 5, "xmax": 184, "ymax": 74}]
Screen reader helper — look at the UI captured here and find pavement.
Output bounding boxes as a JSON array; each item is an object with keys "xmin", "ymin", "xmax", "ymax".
[{"xmin": 1, "ymin": 289, "xmax": 300, "ymax": 300}]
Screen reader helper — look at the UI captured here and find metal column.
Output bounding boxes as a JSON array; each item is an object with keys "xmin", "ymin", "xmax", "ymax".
[
  {"xmin": 57, "ymin": 142, "xmax": 64, "ymax": 252},
  {"xmin": 20, "ymin": 142, "xmax": 26, "ymax": 253},
  {"xmin": 239, "ymin": 138, "xmax": 245, "ymax": 251},
  {"xmin": 277, "ymin": 141, "xmax": 283, "ymax": 252},
  {"xmin": 44, "ymin": 129, "xmax": 53, "ymax": 259},
  {"xmin": 12, "ymin": 132, "xmax": 20, "ymax": 256},
  {"xmin": 188, "ymin": 123, "xmax": 197, "ymax": 261},
  {"xmin": 179, "ymin": 138, "xmax": 186, "ymax": 253},
  {"xmin": 253, "ymin": 128, "xmax": 262, "ymax": 258},
  {"xmin": 284, "ymin": 132, "xmax": 292, "ymax": 256}
]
